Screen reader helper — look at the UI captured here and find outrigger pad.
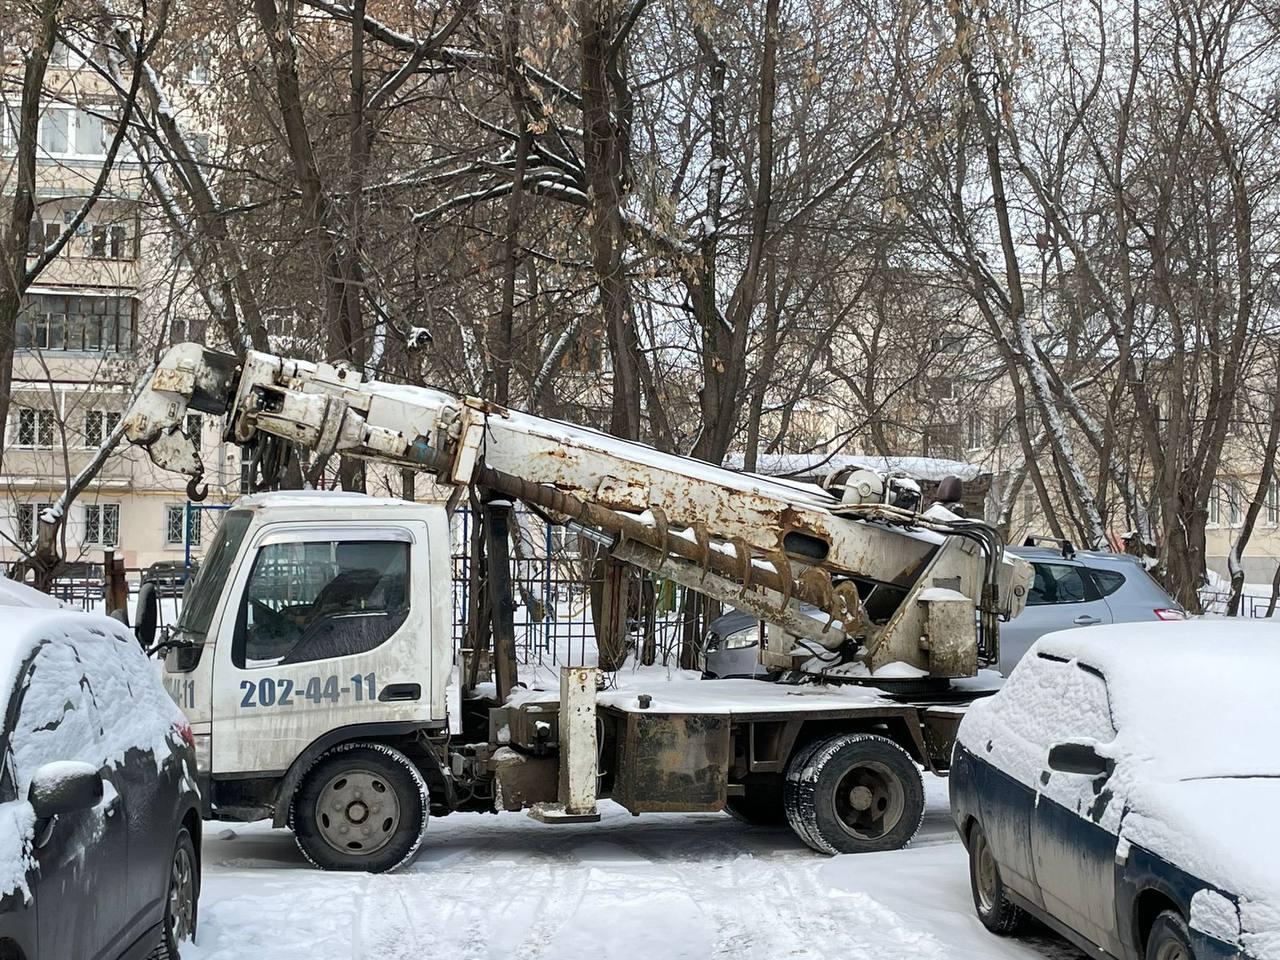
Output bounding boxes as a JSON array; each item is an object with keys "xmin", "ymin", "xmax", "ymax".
[{"xmin": 528, "ymin": 802, "xmax": 602, "ymax": 824}]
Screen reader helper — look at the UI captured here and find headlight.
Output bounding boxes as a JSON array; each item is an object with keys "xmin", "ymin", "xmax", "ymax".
[{"xmin": 723, "ymin": 626, "xmax": 760, "ymax": 650}]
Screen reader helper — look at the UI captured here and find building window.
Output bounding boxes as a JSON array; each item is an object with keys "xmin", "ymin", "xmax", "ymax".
[
  {"xmin": 185, "ymin": 413, "xmax": 203, "ymax": 454},
  {"xmin": 83, "ymin": 503, "xmax": 119, "ymax": 547},
  {"xmin": 932, "ymin": 378, "xmax": 957, "ymax": 402},
  {"xmin": 965, "ymin": 411, "xmax": 984, "ymax": 451},
  {"xmin": 39, "ymin": 109, "xmax": 70, "ymax": 154},
  {"xmin": 16, "ymin": 294, "xmax": 134, "ymax": 353},
  {"xmin": 26, "ymin": 218, "xmax": 60, "ymax": 256},
  {"xmin": 89, "ymin": 224, "xmax": 129, "ymax": 260},
  {"xmin": 84, "ymin": 409, "xmax": 121, "ymax": 447},
  {"xmin": 1229, "ymin": 486, "xmax": 1243, "ymax": 527},
  {"xmin": 170, "ymin": 316, "xmax": 187, "ymax": 343},
  {"xmin": 240, "ymin": 460, "xmax": 251, "ymax": 494},
  {"xmin": 1208, "ymin": 489, "xmax": 1221, "ymax": 527},
  {"xmin": 38, "ymin": 106, "xmax": 109, "ymax": 159},
  {"xmin": 931, "ymin": 330, "xmax": 965, "ymax": 355},
  {"xmin": 1268, "ymin": 478, "xmax": 1279, "ymax": 526},
  {"xmin": 166, "ymin": 505, "xmax": 201, "ymax": 546},
  {"xmin": 16, "ymin": 503, "xmax": 54, "ymax": 544},
  {"xmin": 15, "ymin": 407, "xmax": 55, "ymax": 447}
]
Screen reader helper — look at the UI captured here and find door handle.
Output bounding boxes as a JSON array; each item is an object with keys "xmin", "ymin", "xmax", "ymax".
[
  {"xmin": 1073, "ymin": 615, "xmax": 1102, "ymax": 626},
  {"xmin": 378, "ymin": 683, "xmax": 421, "ymax": 702}
]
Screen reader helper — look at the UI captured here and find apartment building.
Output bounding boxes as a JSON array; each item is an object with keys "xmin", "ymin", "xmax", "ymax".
[{"xmin": 1, "ymin": 41, "xmax": 239, "ymax": 575}]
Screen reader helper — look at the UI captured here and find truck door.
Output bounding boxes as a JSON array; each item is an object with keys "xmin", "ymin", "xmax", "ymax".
[{"xmin": 209, "ymin": 524, "xmax": 433, "ymax": 778}]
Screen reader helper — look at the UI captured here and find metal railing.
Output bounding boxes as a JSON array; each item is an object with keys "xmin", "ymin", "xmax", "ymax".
[
  {"xmin": 1199, "ymin": 589, "xmax": 1278, "ymax": 618},
  {"xmin": 450, "ymin": 507, "xmax": 716, "ymax": 671}
]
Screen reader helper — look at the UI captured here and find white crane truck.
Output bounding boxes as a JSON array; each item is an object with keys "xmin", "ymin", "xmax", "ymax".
[{"xmin": 122, "ymin": 343, "xmax": 1032, "ymax": 872}]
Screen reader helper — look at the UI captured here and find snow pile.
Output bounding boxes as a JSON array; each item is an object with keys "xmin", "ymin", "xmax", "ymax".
[{"xmin": 960, "ymin": 620, "xmax": 1280, "ymax": 953}]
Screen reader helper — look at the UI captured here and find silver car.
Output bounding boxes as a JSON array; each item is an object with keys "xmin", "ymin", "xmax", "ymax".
[
  {"xmin": 703, "ymin": 545, "xmax": 1185, "ymax": 679},
  {"xmin": 996, "ymin": 545, "xmax": 1185, "ymax": 675}
]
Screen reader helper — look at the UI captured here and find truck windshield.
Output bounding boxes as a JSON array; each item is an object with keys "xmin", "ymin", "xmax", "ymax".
[{"xmin": 176, "ymin": 510, "xmax": 252, "ymax": 639}]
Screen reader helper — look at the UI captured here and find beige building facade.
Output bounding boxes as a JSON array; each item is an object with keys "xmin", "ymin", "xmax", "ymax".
[{"xmin": 2, "ymin": 42, "xmax": 237, "ymax": 577}]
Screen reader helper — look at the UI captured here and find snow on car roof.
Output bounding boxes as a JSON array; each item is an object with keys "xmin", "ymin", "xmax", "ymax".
[
  {"xmin": 0, "ymin": 576, "xmax": 73, "ymax": 611},
  {"xmin": 1038, "ymin": 619, "xmax": 1280, "ymax": 780}
]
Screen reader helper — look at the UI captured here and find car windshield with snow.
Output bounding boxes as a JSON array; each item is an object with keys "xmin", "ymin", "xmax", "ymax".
[
  {"xmin": 0, "ymin": 599, "xmax": 202, "ymax": 960},
  {"xmin": 950, "ymin": 619, "xmax": 1280, "ymax": 960}
]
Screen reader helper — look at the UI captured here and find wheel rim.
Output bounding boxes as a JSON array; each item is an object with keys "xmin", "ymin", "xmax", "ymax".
[
  {"xmin": 831, "ymin": 760, "xmax": 905, "ymax": 840},
  {"xmin": 1154, "ymin": 938, "xmax": 1190, "ymax": 960},
  {"xmin": 972, "ymin": 829, "xmax": 998, "ymax": 913},
  {"xmin": 315, "ymin": 769, "xmax": 402, "ymax": 856},
  {"xmin": 168, "ymin": 845, "xmax": 196, "ymax": 944}
]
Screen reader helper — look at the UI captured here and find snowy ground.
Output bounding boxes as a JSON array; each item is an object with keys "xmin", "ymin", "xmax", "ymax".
[{"xmin": 187, "ymin": 777, "xmax": 1084, "ymax": 960}]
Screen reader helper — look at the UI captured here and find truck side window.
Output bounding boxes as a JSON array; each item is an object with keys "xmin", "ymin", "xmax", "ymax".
[{"xmin": 233, "ymin": 540, "xmax": 410, "ymax": 668}]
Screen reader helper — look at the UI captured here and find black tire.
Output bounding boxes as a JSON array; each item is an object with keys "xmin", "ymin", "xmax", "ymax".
[
  {"xmin": 783, "ymin": 733, "xmax": 924, "ymax": 855},
  {"xmin": 967, "ymin": 820, "xmax": 1024, "ymax": 935},
  {"xmin": 783, "ymin": 739, "xmax": 831, "ymax": 851},
  {"xmin": 147, "ymin": 827, "xmax": 199, "ymax": 959},
  {"xmin": 1145, "ymin": 911, "xmax": 1195, "ymax": 960},
  {"xmin": 290, "ymin": 742, "xmax": 429, "ymax": 872},
  {"xmin": 724, "ymin": 782, "xmax": 786, "ymax": 826}
]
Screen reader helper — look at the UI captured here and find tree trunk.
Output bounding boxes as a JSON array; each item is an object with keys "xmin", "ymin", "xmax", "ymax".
[{"xmin": 579, "ymin": 0, "xmax": 640, "ymax": 439}]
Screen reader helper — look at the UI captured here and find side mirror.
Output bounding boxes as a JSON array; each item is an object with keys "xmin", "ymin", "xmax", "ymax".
[
  {"xmin": 29, "ymin": 761, "xmax": 103, "ymax": 819},
  {"xmin": 136, "ymin": 580, "xmax": 159, "ymax": 650},
  {"xmin": 1047, "ymin": 740, "xmax": 1112, "ymax": 777}
]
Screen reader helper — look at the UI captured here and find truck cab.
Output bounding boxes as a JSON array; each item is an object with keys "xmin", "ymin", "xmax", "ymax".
[{"xmin": 160, "ymin": 492, "xmax": 453, "ymax": 843}]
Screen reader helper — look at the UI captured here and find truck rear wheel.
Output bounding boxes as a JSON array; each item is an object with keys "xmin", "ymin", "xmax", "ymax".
[
  {"xmin": 783, "ymin": 733, "xmax": 924, "ymax": 855},
  {"xmin": 290, "ymin": 742, "xmax": 429, "ymax": 872}
]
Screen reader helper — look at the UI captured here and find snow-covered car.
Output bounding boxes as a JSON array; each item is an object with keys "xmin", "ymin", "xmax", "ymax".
[
  {"xmin": 950, "ymin": 620, "xmax": 1280, "ymax": 960},
  {"xmin": 0, "ymin": 606, "xmax": 202, "ymax": 960}
]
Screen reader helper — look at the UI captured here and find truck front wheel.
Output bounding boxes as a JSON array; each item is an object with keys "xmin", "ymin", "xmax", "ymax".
[
  {"xmin": 290, "ymin": 742, "xmax": 429, "ymax": 872},
  {"xmin": 783, "ymin": 733, "xmax": 924, "ymax": 855}
]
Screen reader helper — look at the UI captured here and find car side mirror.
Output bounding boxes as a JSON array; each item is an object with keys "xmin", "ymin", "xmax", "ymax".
[
  {"xmin": 29, "ymin": 761, "xmax": 103, "ymax": 818},
  {"xmin": 1047, "ymin": 740, "xmax": 1112, "ymax": 777}
]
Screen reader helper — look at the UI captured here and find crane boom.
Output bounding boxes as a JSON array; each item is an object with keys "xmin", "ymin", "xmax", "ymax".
[{"xmin": 124, "ymin": 344, "xmax": 1031, "ymax": 679}]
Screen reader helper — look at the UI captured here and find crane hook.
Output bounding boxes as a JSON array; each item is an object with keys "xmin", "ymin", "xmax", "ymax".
[{"xmin": 186, "ymin": 475, "xmax": 209, "ymax": 503}]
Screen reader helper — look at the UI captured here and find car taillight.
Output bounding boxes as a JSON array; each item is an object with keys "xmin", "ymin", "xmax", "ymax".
[
  {"xmin": 174, "ymin": 720, "xmax": 196, "ymax": 749},
  {"xmin": 1154, "ymin": 608, "xmax": 1187, "ymax": 621}
]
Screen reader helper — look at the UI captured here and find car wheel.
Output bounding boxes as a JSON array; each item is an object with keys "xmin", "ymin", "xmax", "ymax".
[
  {"xmin": 1146, "ymin": 911, "xmax": 1196, "ymax": 960},
  {"xmin": 967, "ymin": 821, "xmax": 1024, "ymax": 934},
  {"xmin": 147, "ymin": 827, "xmax": 199, "ymax": 959},
  {"xmin": 783, "ymin": 733, "xmax": 925, "ymax": 854},
  {"xmin": 291, "ymin": 742, "xmax": 429, "ymax": 872},
  {"xmin": 724, "ymin": 782, "xmax": 786, "ymax": 826}
]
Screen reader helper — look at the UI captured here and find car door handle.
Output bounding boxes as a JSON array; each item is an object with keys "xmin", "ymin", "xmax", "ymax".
[{"xmin": 1074, "ymin": 615, "xmax": 1102, "ymax": 626}]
